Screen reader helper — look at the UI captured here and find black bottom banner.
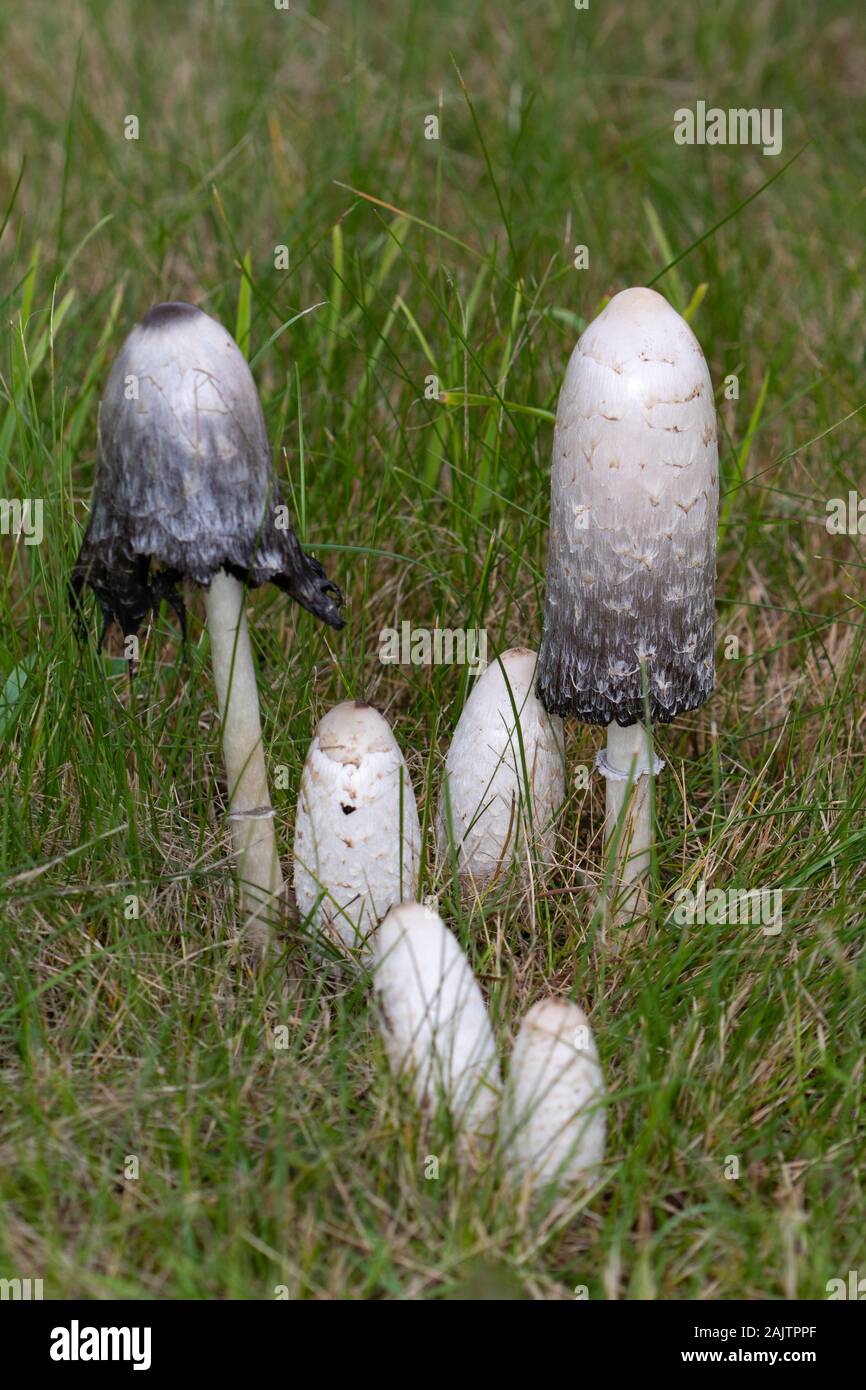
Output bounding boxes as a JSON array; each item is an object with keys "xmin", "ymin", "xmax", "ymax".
[{"xmin": 7, "ymin": 1297, "xmax": 859, "ymax": 1375}]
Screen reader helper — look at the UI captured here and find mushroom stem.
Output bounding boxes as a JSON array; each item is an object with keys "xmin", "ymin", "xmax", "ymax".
[
  {"xmin": 205, "ymin": 569, "xmax": 283, "ymax": 952},
  {"xmin": 600, "ymin": 721, "xmax": 659, "ymax": 926}
]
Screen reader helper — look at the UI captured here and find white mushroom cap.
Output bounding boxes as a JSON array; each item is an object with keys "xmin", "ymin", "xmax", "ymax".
[
  {"xmin": 537, "ymin": 287, "xmax": 718, "ymax": 725},
  {"xmin": 501, "ymin": 998, "xmax": 606, "ymax": 1197},
  {"xmin": 293, "ymin": 702, "xmax": 420, "ymax": 955},
  {"xmin": 372, "ymin": 902, "xmax": 501, "ymax": 1141},
  {"xmin": 437, "ymin": 648, "xmax": 565, "ymax": 886}
]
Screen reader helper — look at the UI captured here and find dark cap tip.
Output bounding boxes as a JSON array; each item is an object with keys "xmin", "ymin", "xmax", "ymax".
[{"xmin": 139, "ymin": 302, "xmax": 203, "ymax": 332}]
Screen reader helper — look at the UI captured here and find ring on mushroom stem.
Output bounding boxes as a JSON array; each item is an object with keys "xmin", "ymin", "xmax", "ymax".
[
  {"xmin": 69, "ymin": 301, "xmax": 345, "ymax": 954},
  {"xmin": 535, "ymin": 287, "xmax": 718, "ymax": 929}
]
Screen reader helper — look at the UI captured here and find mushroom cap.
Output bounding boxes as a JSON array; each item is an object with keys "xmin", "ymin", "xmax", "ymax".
[
  {"xmin": 500, "ymin": 998, "xmax": 606, "ymax": 1197},
  {"xmin": 70, "ymin": 302, "xmax": 343, "ymax": 638},
  {"xmin": 437, "ymin": 648, "xmax": 565, "ymax": 885},
  {"xmin": 537, "ymin": 286, "xmax": 718, "ymax": 725},
  {"xmin": 372, "ymin": 901, "xmax": 501, "ymax": 1139},
  {"xmin": 293, "ymin": 701, "xmax": 420, "ymax": 954}
]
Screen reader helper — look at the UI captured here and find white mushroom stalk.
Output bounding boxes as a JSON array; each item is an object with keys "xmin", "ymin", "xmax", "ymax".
[
  {"xmin": 536, "ymin": 287, "xmax": 718, "ymax": 924},
  {"xmin": 294, "ymin": 702, "xmax": 420, "ymax": 957},
  {"xmin": 437, "ymin": 648, "xmax": 565, "ymax": 890},
  {"xmin": 599, "ymin": 720, "xmax": 660, "ymax": 922},
  {"xmin": 205, "ymin": 571, "xmax": 282, "ymax": 950},
  {"xmin": 372, "ymin": 902, "xmax": 501, "ymax": 1145},
  {"xmin": 500, "ymin": 998, "xmax": 605, "ymax": 1202}
]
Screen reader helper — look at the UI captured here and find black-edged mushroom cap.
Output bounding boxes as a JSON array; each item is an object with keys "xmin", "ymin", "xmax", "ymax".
[
  {"xmin": 69, "ymin": 301, "xmax": 344, "ymax": 640},
  {"xmin": 536, "ymin": 287, "xmax": 718, "ymax": 726}
]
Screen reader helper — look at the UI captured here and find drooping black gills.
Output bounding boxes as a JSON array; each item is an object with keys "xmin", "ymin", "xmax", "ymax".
[{"xmin": 70, "ymin": 302, "xmax": 344, "ymax": 641}]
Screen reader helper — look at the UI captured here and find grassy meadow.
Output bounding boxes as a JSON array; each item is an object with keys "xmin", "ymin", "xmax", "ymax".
[{"xmin": 0, "ymin": 0, "xmax": 864, "ymax": 1299}]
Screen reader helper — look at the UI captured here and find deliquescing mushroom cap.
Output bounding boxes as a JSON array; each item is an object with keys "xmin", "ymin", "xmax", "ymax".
[
  {"xmin": 537, "ymin": 286, "xmax": 718, "ymax": 726},
  {"xmin": 293, "ymin": 702, "xmax": 420, "ymax": 954},
  {"xmin": 70, "ymin": 301, "xmax": 343, "ymax": 640}
]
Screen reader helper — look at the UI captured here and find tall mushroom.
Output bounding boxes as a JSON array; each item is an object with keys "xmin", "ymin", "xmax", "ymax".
[
  {"xmin": 69, "ymin": 301, "xmax": 344, "ymax": 951},
  {"xmin": 536, "ymin": 287, "xmax": 718, "ymax": 921}
]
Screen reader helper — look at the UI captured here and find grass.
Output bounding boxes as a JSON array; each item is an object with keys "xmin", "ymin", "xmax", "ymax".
[{"xmin": 1, "ymin": 0, "xmax": 864, "ymax": 1299}]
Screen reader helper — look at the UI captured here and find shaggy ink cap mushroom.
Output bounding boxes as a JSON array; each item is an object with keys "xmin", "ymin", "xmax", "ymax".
[
  {"xmin": 67, "ymin": 302, "xmax": 344, "ymax": 954},
  {"xmin": 373, "ymin": 901, "xmax": 501, "ymax": 1142},
  {"xmin": 293, "ymin": 701, "xmax": 421, "ymax": 955},
  {"xmin": 501, "ymin": 998, "xmax": 606, "ymax": 1198},
  {"xmin": 536, "ymin": 287, "xmax": 718, "ymax": 727},
  {"xmin": 437, "ymin": 648, "xmax": 565, "ymax": 885},
  {"xmin": 70, "ymin": 302, "xmax": 344, "ymax": 640}
]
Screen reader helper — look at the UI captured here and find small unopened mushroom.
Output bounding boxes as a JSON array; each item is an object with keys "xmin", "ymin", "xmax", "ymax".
[
  {"xmin": 293, "ymin": 702, "xmax": 420, "ymax": 955},
  {"xmin": 536, "ymin": 287, "xmax": 718, "ymax": 920},
  {"xmin": 437, "ymin": 648, "xmax": 565, "ymax": 888},
  {"xmin": 500, "ymin": 998, "xmax": 605, "ymax": 1199},
  {"xmin": 373, "ymin": 901, "xmax": 501, "ymax": 1142},
  {"xmin": 69, "ymin": 302, "xmax": 344, "ymax": 951}
]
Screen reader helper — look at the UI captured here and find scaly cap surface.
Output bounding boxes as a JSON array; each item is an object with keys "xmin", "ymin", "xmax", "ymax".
[{"xmin": 537, "ymin": 287, "xmax": 718, "ymax": 725}]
